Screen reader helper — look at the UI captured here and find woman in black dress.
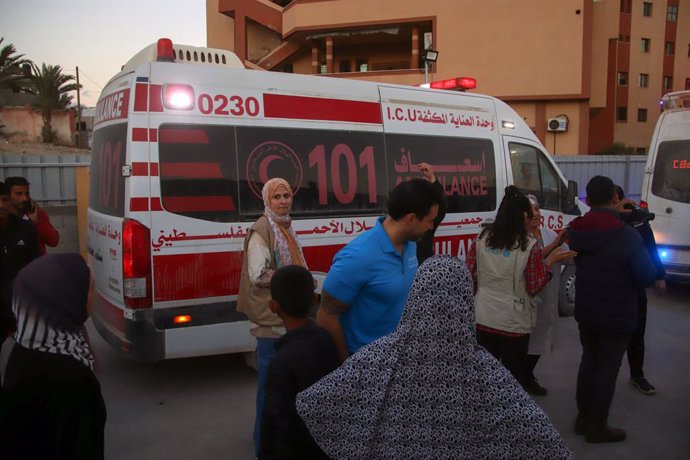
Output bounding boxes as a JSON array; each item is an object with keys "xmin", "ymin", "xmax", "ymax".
[{"xmin": 0, "ymin": 253, "xmax": 106, "ymax": 460}]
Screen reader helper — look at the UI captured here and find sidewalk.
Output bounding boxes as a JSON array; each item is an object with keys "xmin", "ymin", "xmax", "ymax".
[{"xmin": 535, "ymin": 283, "xmax": 690, "ymax": 460}]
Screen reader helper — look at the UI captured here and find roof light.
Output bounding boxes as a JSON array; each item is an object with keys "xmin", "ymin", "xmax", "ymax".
[
  {"xmin": 502, "ymin": 120, "xmax": 516, "ymax": 129},
  {"xmin": 429, "ymin": 77, "xmax": 477, "ymax": 91},
  {"xmin": 157, "ymin": 38, "xmax": 175, "ymax": 62},
  {"xmin": 163, "ymin": 84, "xmax": 195, "ymax": 110}
]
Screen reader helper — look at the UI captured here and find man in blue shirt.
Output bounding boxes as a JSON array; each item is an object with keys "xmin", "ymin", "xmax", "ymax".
[{"xmin": 316, "ymin": 179, "xmax": 445, "ymax": 361}]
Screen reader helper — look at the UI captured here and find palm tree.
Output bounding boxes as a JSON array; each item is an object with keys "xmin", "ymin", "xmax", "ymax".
[
  {"xmin": 29, "ymin": 63, "xmax": 79, "ymax": 143},
  {"xmin": 0, "ymin": 37, "xmax": 32, "ymax": 92}
]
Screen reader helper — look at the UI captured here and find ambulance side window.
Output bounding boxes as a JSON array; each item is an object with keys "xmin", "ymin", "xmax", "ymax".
[
  {"xmin": 509, "ymin": 143, "xmax": 566, "ymax": 212},
  {"xmin": 90, "ymin": 123, "xmax": 127, "ymax": 217},
  {"xmin": 236, "ymin": 127, "xmax": 387, "ymax": 217},
  {"xmin": 385, "ymin": 134, "xmax": 497, "ymax": 213},
  {"xmin": 158, "ymin": 124, "xmax": 239, "ymax": 222},
  {"xmin": 651, "ymin": 140, "xmax": 690, "ymax": 204}
]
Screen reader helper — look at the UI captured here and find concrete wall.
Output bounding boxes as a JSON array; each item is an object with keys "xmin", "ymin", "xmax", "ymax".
[{"xmin": 0, "ymin": 106, "xmax": 74, "ymax": 144}]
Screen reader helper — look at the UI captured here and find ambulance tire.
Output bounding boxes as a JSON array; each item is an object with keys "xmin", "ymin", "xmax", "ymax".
[{"xmin": 558, "ymin": 265, "xmax": 576, "ymax": 317}]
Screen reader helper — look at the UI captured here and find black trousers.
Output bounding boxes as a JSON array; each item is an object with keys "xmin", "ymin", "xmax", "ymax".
[
  {"xmin": 627, "ymin": 288, "xmax": 648, "ymax": 379},
  {"xmin": 477, "ymin": 329, "xmax": 530, "ymax": 386},
  {"xmin": 576, "ymin": 323, "xmax": 631, "ymax": 423}
]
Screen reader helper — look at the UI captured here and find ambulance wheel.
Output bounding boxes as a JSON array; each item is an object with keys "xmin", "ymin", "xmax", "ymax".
[{"xmin": 558, "ymin": 265, "xmax": 576, "ymax": 317}]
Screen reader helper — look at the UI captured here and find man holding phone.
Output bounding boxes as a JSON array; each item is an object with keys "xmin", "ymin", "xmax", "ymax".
[{"xmin": 5, "ymin": 177, "xmax": 59, "ymax": 255}]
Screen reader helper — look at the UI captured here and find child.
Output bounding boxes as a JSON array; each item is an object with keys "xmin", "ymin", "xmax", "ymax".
[{"xmin": 259, "ymin": 265, "xmax": 340, "ymax": 460}]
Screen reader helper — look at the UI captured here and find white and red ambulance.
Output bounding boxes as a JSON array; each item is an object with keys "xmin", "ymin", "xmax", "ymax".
[{"xmin": 87, "ymin": 39, "xmax": 586, "ymax": 360}]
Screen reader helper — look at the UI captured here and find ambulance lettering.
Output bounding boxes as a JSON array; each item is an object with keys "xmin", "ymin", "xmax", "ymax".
[{"xmin": 94, "ymin": 89, "xmax": 129, "ymax": 125}]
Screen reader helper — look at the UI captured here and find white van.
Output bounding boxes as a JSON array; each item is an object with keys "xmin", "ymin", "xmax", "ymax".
[
  {"xmin": 87, "ymin": 39, "xmax": 586, "ymax": 360},
  {"xmin": 640, "ymin": 90, "xmax": 690, "ymax": 282}
]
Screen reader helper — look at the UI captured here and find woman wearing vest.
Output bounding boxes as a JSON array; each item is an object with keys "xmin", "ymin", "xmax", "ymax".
[
  {"xmin": 525, "ymin": 194, "xmax": 573, "ymax": 396},
  {"xmin": 237, "ymin": 177, "xmax": 308, "ymax": 457},
  {"xmin": 466, "ymin": 186, "xmax": 574, "ymax": 395}
]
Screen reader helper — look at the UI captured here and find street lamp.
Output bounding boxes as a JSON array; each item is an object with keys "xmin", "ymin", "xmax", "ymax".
[{"xmin": 422, "ymin": 49, "xmax": 438, "ymax": 84}]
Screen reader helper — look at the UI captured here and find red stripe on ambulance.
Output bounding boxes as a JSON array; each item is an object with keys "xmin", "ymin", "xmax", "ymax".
[
  {"xmin": 132, "ymin": 128, "xmax": 158, "ymax": 142},
  {"xmin": 131, "ymin": 162, "xmax": 149, "ymax": 176},
  {"xmin": 159, "ymin": 162, "xmax": 223, "ymax": 178},
  {"xmin": 162, "ymin": 196, "xmax": 235, "ymax": 213},
  {"xmin": 133, "ymin": 83, "xmax": 163, "ymax": 113},
  {"xmin": 153, "ymin": 251, "xmax": 243, "ymax": 301},
  {"xmin": 129, "ymin": 197, "xmax": 163, "ymax": 211},
  {"xmin": 263, "ymin": 94, "xmax": 382, "ymax": 124},
  {"xmin": 159, "ymin": 128, "xmax": 210, "ymax": 144}
]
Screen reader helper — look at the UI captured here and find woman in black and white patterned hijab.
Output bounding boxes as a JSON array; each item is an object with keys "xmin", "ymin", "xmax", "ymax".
[
  {"xmin": 297, "ymin": 256, "xmax": 572, "ymax": 460},
  {"xmin": 0, "ymin": 254, "xmax": 105, "ymax": 459}
]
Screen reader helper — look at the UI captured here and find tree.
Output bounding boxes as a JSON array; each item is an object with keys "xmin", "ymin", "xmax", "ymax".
[
  {"xmin": 0, "ymin": 37, "xmax": 32, "ymax": 92},
  {"xmin": 29, "ymin": 63, "xmax": 79, "ymax": 143}
]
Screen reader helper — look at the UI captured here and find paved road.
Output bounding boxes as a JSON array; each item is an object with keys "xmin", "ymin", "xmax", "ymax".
[{"xmin": 95, "ymin": 283, "xmax": 690, "ymax": 459}]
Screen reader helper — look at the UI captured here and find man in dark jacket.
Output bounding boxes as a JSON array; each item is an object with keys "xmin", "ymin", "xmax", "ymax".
[
  {"xmin": 0, "ymin": 181, "xmax": 41, "ymax": 338},
  {"xmin": 616, "ymin": 185, "xmax": 666, "ymax": 395},
  {"xmin": 568, "ymin": 175, "xmax": 657, "ymax": 444}
]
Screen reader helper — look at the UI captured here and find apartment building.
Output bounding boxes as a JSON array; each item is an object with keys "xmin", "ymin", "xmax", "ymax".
[{"xmin": 206, "ymin": 0, "xmax": 690, "ymax": 155}]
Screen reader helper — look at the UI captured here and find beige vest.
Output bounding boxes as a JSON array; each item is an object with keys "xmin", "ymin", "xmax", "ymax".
[
  {"xmin": 474, "ymin": 235, "xmax": 537, "ymax": 334},
  {"xmin": 237, "ymin": 216, "xmax": 284, "ymax": 337}
]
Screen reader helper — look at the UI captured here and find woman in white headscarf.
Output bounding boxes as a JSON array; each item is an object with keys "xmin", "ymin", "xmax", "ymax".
[
  {"xmin": 237, "ymin": 177, "xmax": 307, "ymax": 457},
  {"xmin": 296, "ymin": 256, "xmax": 572, "ymax": 460},
  {"xmin": 525, "ymin": 194, "xmax": 571, "ymax": 396}
]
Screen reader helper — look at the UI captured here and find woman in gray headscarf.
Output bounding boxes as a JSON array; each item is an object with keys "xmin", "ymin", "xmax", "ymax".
[
  {"xmin": 296, "ymin": 256, "xmax": 572, "ymax": 460},
  {"xmin": 0, "ymin": 253, "xmax": 105, "ymax": 460}
]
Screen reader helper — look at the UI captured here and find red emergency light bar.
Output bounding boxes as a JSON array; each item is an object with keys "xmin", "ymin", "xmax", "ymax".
[
  {"xmin": 157, "ymin": 38, "xmax": 175, "ymax": 62},
  {"xmin": 430, "ymin": 77, "xmax": 477, "ymax": 91}
]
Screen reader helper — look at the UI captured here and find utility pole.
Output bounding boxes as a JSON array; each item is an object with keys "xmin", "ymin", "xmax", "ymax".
[{"xmin": 76, "ymin": 66, "xmax": 82, "ymax": 147}]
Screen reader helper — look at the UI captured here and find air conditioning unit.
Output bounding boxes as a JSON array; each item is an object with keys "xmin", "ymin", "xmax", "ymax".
[{"xmin": 547, "ymin": 117, "xmax": 568, "ymax": 132}]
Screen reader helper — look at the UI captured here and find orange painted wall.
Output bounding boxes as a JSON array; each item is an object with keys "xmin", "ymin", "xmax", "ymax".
[{"xmin": 0, "ymin": 107, "xmax": 74, "ymax": 144}]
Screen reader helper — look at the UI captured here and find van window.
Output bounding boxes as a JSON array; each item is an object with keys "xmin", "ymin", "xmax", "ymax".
[
  {"xmin": 510, "ymin": 143, "xmax": 566, "ymax": 212},
  {"xmin": 90, "ymin": 123, "xmax": 127, "ymax": 217},
  {"xmin": 651, "ymin": 140, "xmax": 690, "ymax": 204},
  {"xmin": 159, "ymin": 125, "xmax": 239, "ymax": 222},
  {"xmin": 385, "ymin": 134, "xmax": 496, "ymax": 213},
  {"xmin": 236, "ymin": 127, "xmax": 387, "ymax": 217}
]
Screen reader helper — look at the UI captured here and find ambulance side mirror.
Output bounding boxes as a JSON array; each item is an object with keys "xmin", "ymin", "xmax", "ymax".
[{"xmin": 565, "ymin": 180, "xmax": 581, "ymax": 215}]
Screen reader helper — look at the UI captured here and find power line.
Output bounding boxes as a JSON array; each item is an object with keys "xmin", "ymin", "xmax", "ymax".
[{"xmin": 64, "ymin": 68, "xmax": 103, "ymax": 90}]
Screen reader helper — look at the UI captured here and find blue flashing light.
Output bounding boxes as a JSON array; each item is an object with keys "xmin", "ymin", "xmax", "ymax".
[{"xmin": 658, "ymin": 248, "xmax": 669, "ymax": 260}]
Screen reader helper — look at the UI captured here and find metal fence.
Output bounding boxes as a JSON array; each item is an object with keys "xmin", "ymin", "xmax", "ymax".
[
  {"xmin": 554, "ymin": 155, "xmax": 647, "ymax": 202},
  {"xmin": 0, "ymin": 153, "xmax": 91, "ymax": 205},
  {"xmin": 1, "ymin": 152, "xmax": 648, "ymax": 204}
]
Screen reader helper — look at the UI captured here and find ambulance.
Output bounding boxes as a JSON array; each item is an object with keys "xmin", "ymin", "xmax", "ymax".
[
  {"xmin": 640, "ymin": 90, "xmax": 690, "ymax": 282},
  {"xmin": 87, "ymin": 39, "xmax": 586, "ymax": 361}
]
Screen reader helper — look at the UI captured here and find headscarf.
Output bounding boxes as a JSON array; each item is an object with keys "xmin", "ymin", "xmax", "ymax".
[
  {"xmin": 261, "ymin": 178, "xmax": 306, "ymax": 268},
  {"xmin": 12, "ymin": 254, "xmax": 95, "ymax": 370},
  {"xmin": 296, "ymin": 256, "xmax": 572, "ymax": 460}
]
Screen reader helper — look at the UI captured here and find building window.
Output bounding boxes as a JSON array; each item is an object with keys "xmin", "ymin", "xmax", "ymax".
[
  {"xmin": 665, "ymin": 42, "xmax": 675, "ymax": 56},
  {"xmin": 663, "ymin": 76, "xmax": 673, "ymax": 90},
  {"xmin": 618, "ymin": 72, "xmax": 629, "ymax": 86},
  {"xmin": 639, "ymin": 73, "xmax": 649, "ymax": 87},
  {"xmin": 638, "ymin": 108, "xmax": 648, "ymax": 122},
  {"xmin": 643, "ymin": 2, "xmax": 653, "ymax": 16},
  {"xmin": 620, "ymin": 0, "xmax": 631, "ymax": 13},
  {"xmin": 667, "ymin": 5, "xmax": 678, "ymax": 21},
  {"xmin": 686, "ymin": 78, "xmax": 690, "ymax": 91},
  {"xmin": 641, "ymin": 38, "xmax": 651, "ymax": 53},
  {"xmin": 617, "ymin": 107, "xmax": 628, "ymax": 122}
]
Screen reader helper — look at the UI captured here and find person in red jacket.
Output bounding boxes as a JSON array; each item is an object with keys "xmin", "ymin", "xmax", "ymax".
[{"xmin": 4, "ymin": 177, "xmax": 59, "ymax": 254}]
